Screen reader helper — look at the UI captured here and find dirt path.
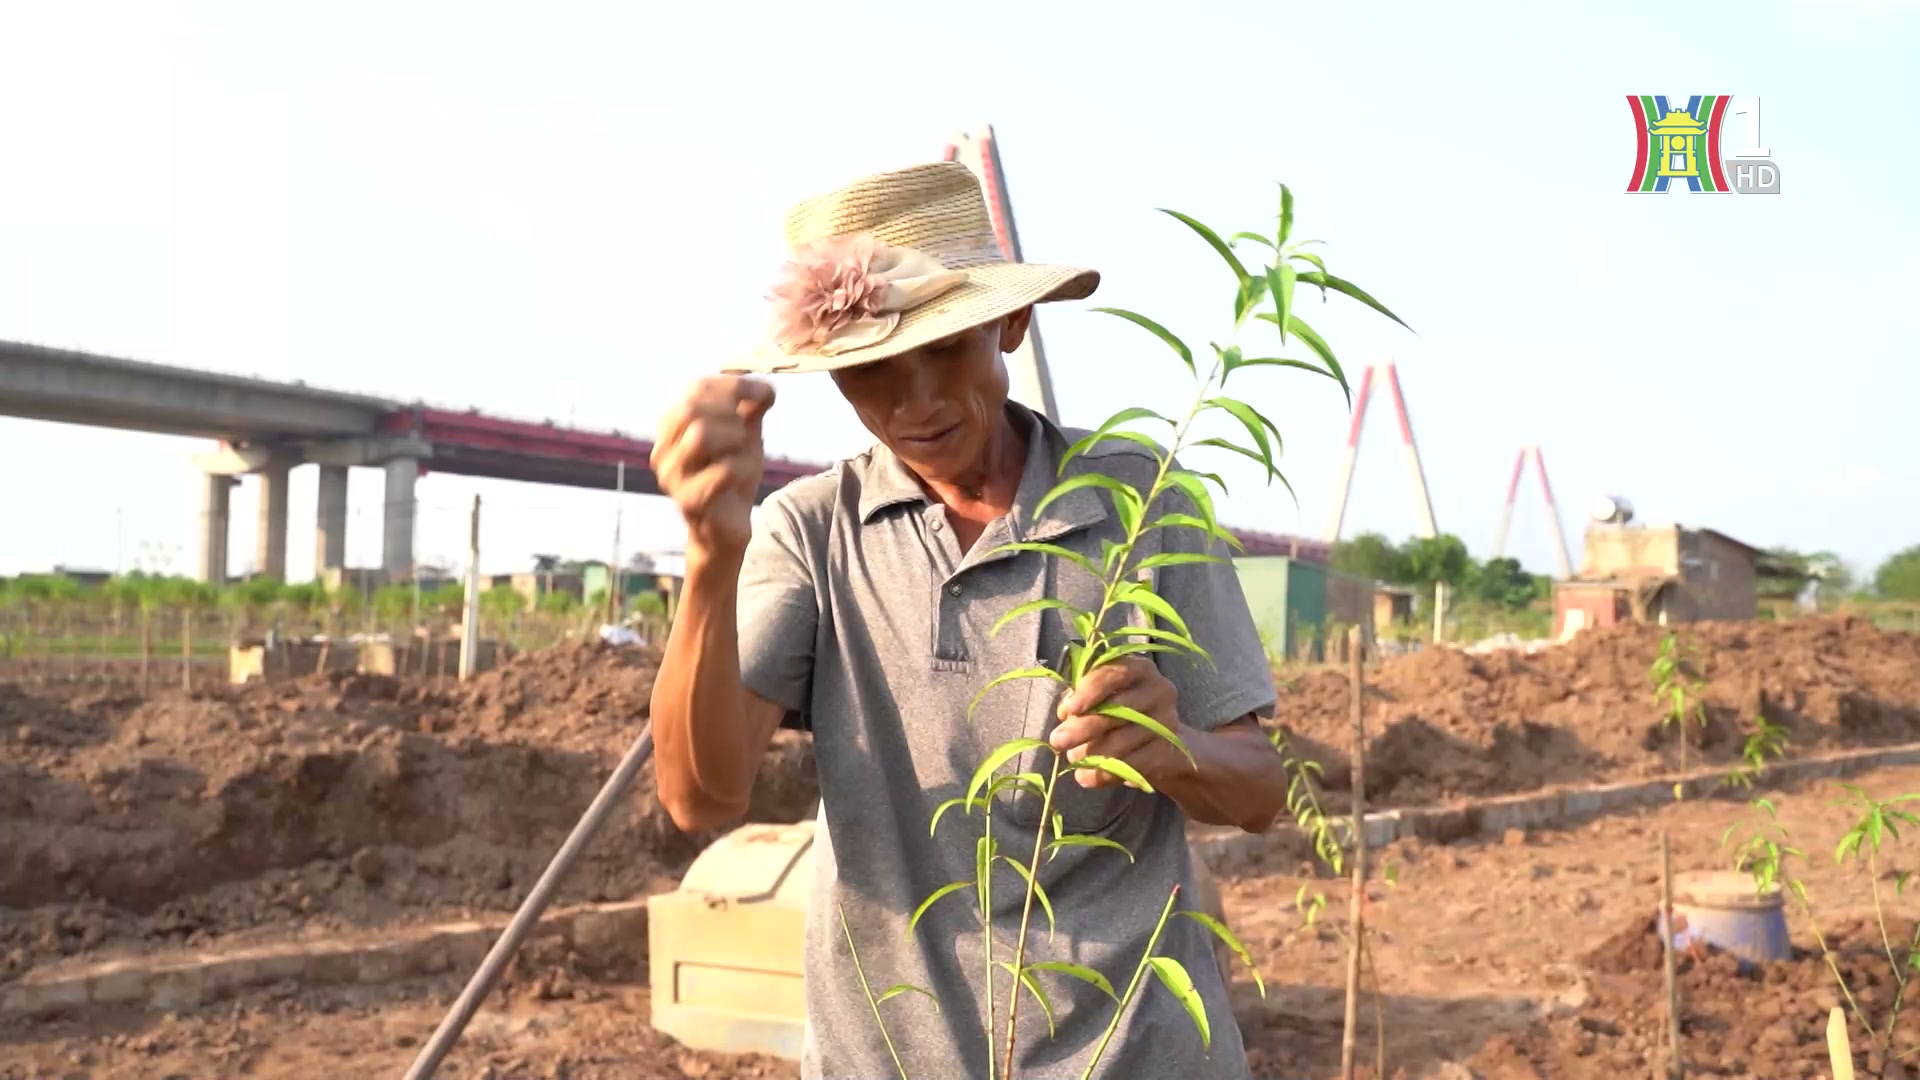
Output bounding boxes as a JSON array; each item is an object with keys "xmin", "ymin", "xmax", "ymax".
[{"xmin": 8, "ymin": 763, "xmax": 1915, "ymax": 1079}]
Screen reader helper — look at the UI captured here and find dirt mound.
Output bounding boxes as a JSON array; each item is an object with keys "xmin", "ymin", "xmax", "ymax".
[
  {"xmin": 0, "ymin": 641, "xmax": 817, "ymax": 978},
  {"xmin": 1471, "ymin": 913, "xmax": 1920, "ymax": 1078},
  {"xmin": 1272, "ymin": 617, "xmax": 1920, "ymax": 805}
]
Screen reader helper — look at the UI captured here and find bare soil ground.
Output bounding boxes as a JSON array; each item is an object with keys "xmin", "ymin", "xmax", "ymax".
[
  {"xmin": 4, "ymin": 618, "xmax": 1919, "ymax": 1078},
  {"xmin": 1273, "ymin": 617, "xmax": 1920, "ymax": 805},
  {"xmin": 1, "ymin": 642, "xmax": 817, "ymax": 980},
  {"xmin": 6, "ymin": 765, "xmax": 1914, "ymax": 1079}
]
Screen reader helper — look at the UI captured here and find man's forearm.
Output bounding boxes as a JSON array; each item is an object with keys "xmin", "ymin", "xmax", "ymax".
[
  {"xmin": 651, "ymin": 548, "xmax": 765, "ymax": 825},
  {"xmin": 1146, "ymin": 717, "xmax": 1287, "ymax": 833}
]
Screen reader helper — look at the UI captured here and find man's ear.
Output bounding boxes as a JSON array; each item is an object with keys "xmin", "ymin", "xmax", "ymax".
[{"xmin": 997, "ymin": 307, "xmax": 1034, "ymax": 353}]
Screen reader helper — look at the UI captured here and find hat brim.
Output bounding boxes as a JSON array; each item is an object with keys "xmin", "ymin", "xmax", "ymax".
[{"xmin": 723, "ymin": 262, "xmax": 1099, "ymax": 375}]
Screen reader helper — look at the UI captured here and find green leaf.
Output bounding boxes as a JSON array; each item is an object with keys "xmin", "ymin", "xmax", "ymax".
[
  {"xmin": 1215, "ymin": 342, "xmax": 1245, "ymax": 378},
  {"xmin": 907, "ymin": 881, "xmax": 972, "ymax": 938},
  {"xmin": 1232, "ymin": 276, "xmax": 1268, "ymax": 327},
  {"xmin": 1146, "ymin": 512, "xmax": 1245, "ymax": 554},
  {"xmin": 1156, "ymin": 209, "xmax": 1249, "ymax": 287},
  {"xmin": 1163, "ymin": 469, "xmax": 1223, "ymax": 539},
  {"xmin": 995, "ymin": 962, "xmax": 1057, "ymax": 1038},
  {"xmin": 1114, "ymin": 624, "xmax": 1214, "ymax": 665},
  {"xmin": 976, "ymin": 835, "xmax": 996, "ymax": 918},
  {"xmin": 1265, "ymin": 263, "xmax": 1296, "ymax": 346},
  {"xmin": 1283, "ymin": 315, "xmax": 1349, "ymax": 405},
  {"xmin": 999, "ymin": 857, "xmax": 1056, "ymax": 938},
  {"xmin": 1092, "ymin": 307, "xmax": 1194, "ymax": 375},
  {"xmin": 1091, "ymin": 641, "xmax": 1190, "ymax": 669},
  {"xmin": 929, "ymin": 795, "xmax": 987, "ymax": 836},
  {"xmin": 968, "ymin": 665, "xmax": 1066, "ymax": 716},
  {"xmin": 986, "ymin": 541, "xmax": 1100, "ymax": 580},
  {"xmin": 1100, "ymin": 538, "xmax": 1128, "ymax": 576},
  {"xmin": 1277, "ymin": 183, "xmax": 1295, "ymax": 247},
  {"xmin": 1094, "ymin": 702, "xmax": 1194, "ymax": 766},
  {"xmin": 1179, "ymin": 910, "xmax": 1265, "ymax": 996},
  {"xmin": 1046, "ymin": 833, "xmax": 1137, "ymax": 863},
  {"xmin": 875, "ymin": 983, "xmax": 941, "ymax": 1013},
  {"xmin": 1113, "ymin": 579, "xmax": 1192, "ymax": 638},
  {"xmin": 990, "ymin": 598, "xmax": 1086, "ymax": 640},
  {"xmin": 1294, "ymin": 271, "xmax": 1412, "ymax": 332},
  {"xmin": 1228, "ymin": 352, "xmax": 1343, "ymax": 392},
  {"xmin": 1287, "ymin": 249, "xmax": 1326, "ymax": 273},
  {"xmin": 1136, "ymin": 551, "xmax": 1224, "ymax": 571},
  {"xmin": 1028, "ymin": 961, "xmax": 1118, "ymax": 1000},
  {"xmin": 1034, "ymin": 472, "xmax": 1144, "ymax": 536},
  {"xmin": 967, "ymin": 737, "xmax": 1051, "ymax": 804},
  {"xmin": 1205, "ymin": 397, "xmax": 1278, "ymax": 480},
  {"xmin": 1058, "ymin": 406, "xmax": 1174, "ymax": 475},
  {"xmin": 1071, "ymin": 753, "xmax": 1155, "ymax": 793},
  {"xmin": 986, "ymin": 771, "xmax": 1048, "ymax": 801},
  {"xmin": 1148, "ymin": 956, "xmax": 1210, "ymax": 1051},
  {"xmin": 1229, "ymin": 230, "xmax": 1277, "ymax": 251}
]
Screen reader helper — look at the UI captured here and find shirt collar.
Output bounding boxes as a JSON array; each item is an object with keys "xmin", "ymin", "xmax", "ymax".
[{"xmin": 855, "ymin": 402, "xmax": 1109, "ymax": 542}]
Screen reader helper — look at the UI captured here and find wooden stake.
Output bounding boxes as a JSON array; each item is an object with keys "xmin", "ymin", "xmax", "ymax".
[
  {"xmin": 1341, "ymin": 624, "xmax": 1368, "ymax": 1080},
  {"xmin": 1661, "ymin": 831, "xmax": 1682, "ymax": 1079},
  {"xmin": 181, "ymin": 609, "xmax": 193, "ymax": 692},
  {"xmin": 1826, "ymin": 1006, "xmax": 1855, "ymax": 1080}
]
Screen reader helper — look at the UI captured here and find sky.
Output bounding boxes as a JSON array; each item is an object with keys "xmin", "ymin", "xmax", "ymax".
[{"xmin": 1, "ymin": 0, "xmax": 1915, "ymax": 584}]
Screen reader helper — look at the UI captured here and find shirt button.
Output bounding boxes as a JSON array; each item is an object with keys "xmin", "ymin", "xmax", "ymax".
[
  {"xmin": 930, "ymin": 519, "xmax": 943, "ymax": 532},
  {"xmin": 949, "ymin": 583, "xmax": 963, "ymax": 596}
]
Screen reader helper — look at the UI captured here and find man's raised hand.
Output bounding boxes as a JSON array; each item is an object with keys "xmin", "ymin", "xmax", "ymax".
[{"xmin": 650, "ymin": 376, "xmax": 776, "ymax": 559}]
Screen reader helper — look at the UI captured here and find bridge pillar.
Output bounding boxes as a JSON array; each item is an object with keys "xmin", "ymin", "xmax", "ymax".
[
  {"xmin": 198, "ymin": 473, "xmax": 235, "ymax": 584},
  {"xmin": 255, "ymin": 460, "xmax": 291, "ymax": 581},
  {"xmin": 382, "ymin": 457, "xmax": 418, "ymax": 583},
  {"xmin": 315, "ymin": 465, "xmax": 349, "ymax": 579}
]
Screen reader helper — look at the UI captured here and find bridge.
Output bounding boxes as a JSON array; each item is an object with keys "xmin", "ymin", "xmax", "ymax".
[{"xmin": 0, "ymin": 339, "xmax": 1328, "ymax": 584}]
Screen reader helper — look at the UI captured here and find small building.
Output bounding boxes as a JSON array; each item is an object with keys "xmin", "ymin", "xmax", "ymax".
[
  {"xmin": 1552, "ymin": 522, "xmax": 1773, "ymax": 637},
  {"xmin": 1373, "ymin": 586, "xmax": 1416, "ymax": 630},
  {"xmin": 1235, "ymin": 556, "xmax": 1376, "ymax": 662},
  {"xmin": 488, "ymin": 571, "xmax": 585, "ymax": 609}
]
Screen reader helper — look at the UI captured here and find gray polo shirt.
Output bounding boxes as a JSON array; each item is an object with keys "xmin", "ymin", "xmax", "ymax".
[{"xmin": 737, "ymin": 402, "xmax": 1274, "ymax": 1080}]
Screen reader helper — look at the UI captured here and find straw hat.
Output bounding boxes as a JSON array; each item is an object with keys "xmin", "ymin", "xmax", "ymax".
[{"xmin": 725, "ymin": 161, "xmax": 1099, "ymax": 374}]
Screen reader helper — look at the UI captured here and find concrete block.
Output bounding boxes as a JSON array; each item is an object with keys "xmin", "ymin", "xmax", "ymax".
[
  {"xmin": 443, "ymin": 925, "xmax": 495, "ymax": 972},
  {"xmin": 147, "ymin": 964, "xmax": 206, "ymax": 1010},
  {"xmin": 87, "ymin": 964, "xmax": 149, "ymax": 1005},
  {"xmin": 573, "ymin": 901, "xmax": 648, "ymax": 957},
  {"xmin": 201, "ymin": 954, "xmax": 266, "ymax": 998},
  {"xmin": 255, "ymin": 948, "xmax": 308, "ymax": 981},
  {"xmin": 305, "ymin": 945, "xmax": 358, "ymax": 985},
  {"xmin": 8, "ymin": 977, "xmax": 89, "ymax": 1015},
  {"xmin": 355, "ymin": 941, "xmax": 413, "ymax": 984},
  {"xmin": 413, "ymin": 934, "xmax": 453, "ymax": 976}
]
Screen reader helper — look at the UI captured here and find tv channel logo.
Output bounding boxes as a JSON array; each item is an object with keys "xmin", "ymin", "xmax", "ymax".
[{"xmin": 1626, "ymin": 95, "xmax": 1779, "ymax": 194}]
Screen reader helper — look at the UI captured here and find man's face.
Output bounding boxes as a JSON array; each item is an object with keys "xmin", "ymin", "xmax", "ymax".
[{"xmin": 830, "ymin": 308, "xmax": 1032, "ymax": 482}]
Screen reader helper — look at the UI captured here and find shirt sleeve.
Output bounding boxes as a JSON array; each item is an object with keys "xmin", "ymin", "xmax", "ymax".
[
  {"xmin": 1147, "ymin": 485, "xmax": 1277, "ymax": 733},
  {"xmin": 736, "ymin": 491, "xmax": 819, "ymax": 729}
]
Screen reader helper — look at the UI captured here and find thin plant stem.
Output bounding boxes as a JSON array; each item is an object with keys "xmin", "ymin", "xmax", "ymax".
[
  {"xmin": 1790, "ymin": 888, "xmax": 1878, "ymax": 1043},
  {"xmin": 1885, "ymin": 920, "xmax": 1920, "ymax": 1047},
  {"xmin": 998, "ymin": 752, "xmax": 1065, "ymax": 1077},
  {"xmin": 984, "ymin": 799, "xmax": 998, "ymax": 1080},
  {"xmin": 1870, "ymin": 848, "xmax": 1901, "ymax": 1006},
  {"xmin": 997, "ymin": 375, "xmax": 1206, "ymax": 1078},
  {"xmin": 839, "ymin": 903, "xmax": 912, "ymax": 1080},
  {"xmin": 1077, "ymin": 885, "xmax": 1181, "ymax": 1080},
  {"xmin": 1363, "ymin": 934, "xmax": 1386, "ymax": 1079}
]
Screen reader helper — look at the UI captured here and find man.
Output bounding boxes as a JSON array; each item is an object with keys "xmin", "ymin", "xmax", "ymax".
[{"xmin": 649, "ymin": 161, "xmax": 1287, "ymax": 1080}]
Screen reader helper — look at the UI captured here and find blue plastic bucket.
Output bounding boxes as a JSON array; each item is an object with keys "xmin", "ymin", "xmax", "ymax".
[{"xmin": 1657, "ymin": 869, "xmax": 1791, "ymax": 969}]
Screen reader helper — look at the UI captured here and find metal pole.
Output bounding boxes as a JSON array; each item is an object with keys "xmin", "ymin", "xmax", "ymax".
[
  {"xmin": 403, "ymin": 724, "xmax": 655, "ymax": 1079},
  {"xmin": 1340, "ymin": 625, "xmax": 1368, "ymax": 1079},
  {"xmin": 607, "ymin": 462, "xmax": 625, "ymax": 627},
  {"xmin": 458, "ymin": 496, "xmax": 480, "ymax": 681}
]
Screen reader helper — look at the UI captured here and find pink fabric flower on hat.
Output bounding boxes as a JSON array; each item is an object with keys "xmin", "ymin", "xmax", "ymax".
[{"xmin": 768, "ymin": 235, "xmax": 890, "ymax": 353}]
